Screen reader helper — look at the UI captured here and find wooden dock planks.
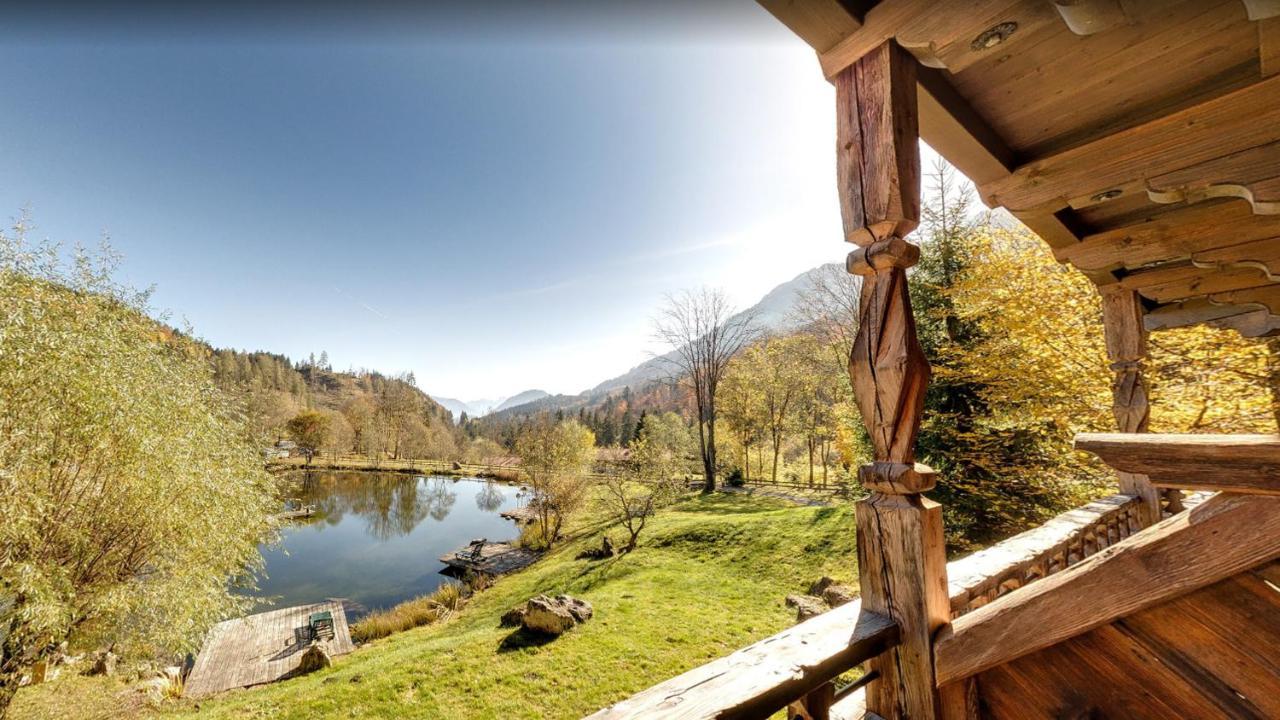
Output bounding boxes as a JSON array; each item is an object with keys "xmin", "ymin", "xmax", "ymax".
[
  {"xmin": 184, "ymin": 600, "xmax": 353, "ymax": 698},
  {"xmin": 438, "ymin": 541, "xmax": 540, "ymax": 576}
]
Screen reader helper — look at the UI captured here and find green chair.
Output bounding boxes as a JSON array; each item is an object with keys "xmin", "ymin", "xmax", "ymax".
[{"xmin": 309, "ymin": 610, "xmax": 334, "ymax": 641}]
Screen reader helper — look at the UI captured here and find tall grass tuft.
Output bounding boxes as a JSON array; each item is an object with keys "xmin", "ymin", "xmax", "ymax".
[{"xmin": 351, "ymin": 581, "xmax": 467, "ymax": 643}]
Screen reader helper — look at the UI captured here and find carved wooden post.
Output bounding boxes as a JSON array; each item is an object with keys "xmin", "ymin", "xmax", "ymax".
[
  {"xmin": 838, "ymin": 41, "xmax": 962, "ymax": 720},
  {"xmin": 1100, "ymin": 289, "xmax": 1166, "ymax": 524}
]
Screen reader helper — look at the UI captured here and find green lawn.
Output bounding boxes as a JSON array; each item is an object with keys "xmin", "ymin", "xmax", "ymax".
[{"xmin": 16, "ymin": 492, "xmax": 859, "ymax": 720}]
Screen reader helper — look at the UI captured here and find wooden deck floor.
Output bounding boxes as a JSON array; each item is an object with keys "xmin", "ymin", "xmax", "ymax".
[
  {"xmin": 184, "ymin": 601, "xmax": 353, "ymax": 698},
  {"xmin": 439, "ymin": 541, "xmax": 540, "ymax": 575}
]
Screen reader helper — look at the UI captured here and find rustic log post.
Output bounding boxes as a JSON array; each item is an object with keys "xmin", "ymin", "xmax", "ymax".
[
  {"xmin": 1100, "ymin": 288, "xmax": 1166, "ymax": 524},
  {"xmin": 838, "ymin": 41, "xmax": 964, "ymax": 720}
]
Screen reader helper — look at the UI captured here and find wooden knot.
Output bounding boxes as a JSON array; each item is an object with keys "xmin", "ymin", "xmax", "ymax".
[
  {"xmin": 858, "ymin": 461, "xmax": 937, "ymax": 494},
  {"xmin": 846, "ymin": 237, "xmax": 920, "ymax": 276}
]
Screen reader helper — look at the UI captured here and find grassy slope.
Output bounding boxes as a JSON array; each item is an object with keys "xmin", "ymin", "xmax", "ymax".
[{"xmin": 15, "ymin": 492, "xmax": 858, "ymax": 719}]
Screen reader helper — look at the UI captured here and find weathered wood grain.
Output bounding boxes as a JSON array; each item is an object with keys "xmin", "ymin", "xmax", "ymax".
[
  {"xmin": 1057, "ymin": 200, "xmax": 1280, "ymax": 272},
  {"xmin": 1099, "ymin": 289, "xmax": 1163, "ymax": 524},
  {"xmin": 1076, "ymin": 432, "xmax": 1280, "ymax": 494},
  {"xmin": 976, "ymin": 559, "xmax": 1280, "ymax": 718},
  {"xmin": 980, "ymin": 73, "xmax": 1280, "ymax": 211},
  {"xmin": 758, "ymin": 0, "xmax": 864, "ymax": 53},
  {"xmin": 836, "ymin": 41, "xmax": 920, "ymax": 247},
  {"xmin": 856, "ymin": 493, "xmax": 949, "ymax": 719},
  {"xmin": 934, "ymin": 493, "xmax": 1280, "ymax": 685},
  {"xmin": 584, "ymin": 600, "xmax": 898, "ymax": 720},
  {"xmin": 1147, "ymin": 140, "xmax": 1280, "ymax": 215}
]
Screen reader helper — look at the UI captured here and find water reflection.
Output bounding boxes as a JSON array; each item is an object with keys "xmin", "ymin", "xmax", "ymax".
[
  {"xmin": 475, "ymin": 480, "xmax": 505, "ymax": 513},
  {"xmin": 255, "ymin": 471, "xmax": 521, "ymax": 616},
  {"xmin": 295, "ymin": 471, "xmax": 460, "ymax": 540}
]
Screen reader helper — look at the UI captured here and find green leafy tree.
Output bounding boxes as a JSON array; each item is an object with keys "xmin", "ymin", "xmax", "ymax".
[
  {"xmin": 514, "ymin": 419, "xmax": 596, "ymax": 546},
  {"xmin": 604, "ymin": 412, "xmax": 691, "ymax": 551},
  {"xmin": 286, "ymin": 410, "xmax": 331, "ymax": 465},
  {"xmin": 0, "ymin": 224, "xmax": 274, "ymax": 714}
]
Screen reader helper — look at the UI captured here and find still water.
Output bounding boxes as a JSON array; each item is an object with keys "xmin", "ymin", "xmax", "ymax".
[{"xmin": 254, "ymin": 471, "xmax": 524, "ymax": 618}]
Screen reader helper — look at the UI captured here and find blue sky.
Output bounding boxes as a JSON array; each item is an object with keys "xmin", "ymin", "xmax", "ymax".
[{"xmin": 2, "ymin": 2, "xmax": 857, "ymax": 399}]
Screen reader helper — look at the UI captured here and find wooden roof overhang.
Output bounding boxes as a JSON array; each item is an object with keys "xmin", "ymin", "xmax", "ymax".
[{"xmin": 761, "ymin": 0, "xmax": 1280, "ymax": 336}]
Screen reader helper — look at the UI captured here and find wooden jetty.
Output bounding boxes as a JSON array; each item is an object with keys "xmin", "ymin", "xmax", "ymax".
[
  {"xmin": 439, "ymin": 541, "xmax": 540, "ymax": 576},
  {"xmin": 499, "ymin": 505, "xmax": 539, "ymax": 524},
  {"xmin": 277, "ymin": 505, "xmax": 316, "ymax": 521},
  {"xmin": 184, "ymin": 600, "xmax": 353, "ymax": 698}
]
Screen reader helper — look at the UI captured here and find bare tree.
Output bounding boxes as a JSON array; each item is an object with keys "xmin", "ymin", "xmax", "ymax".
[
  {"xmin": 790, "ymin": 263, "xmax": 862, "ymax": 392},
  {"xmin": 654, "ymin": 287, "xmax": 759, "ymax": 492}
]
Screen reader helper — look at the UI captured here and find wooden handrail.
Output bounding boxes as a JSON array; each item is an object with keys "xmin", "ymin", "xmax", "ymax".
[
  {"xmin": 945, "ymin": 493, "xmax": 1144, "ymax": 617},
  {"xmin": 585, "ymin": 491, "xmax": 1158, "ymax": 719},
  {"xmin": 934, "ymin": 493, "xmax": 1280, "ymax": 686},
  {"xmin": 1075, "ymin": 433, "xmax": 1280, "ymax": 495},
  {"xmin": 584, "ymin": 599, "xmax": 898, "ymax": 720}
]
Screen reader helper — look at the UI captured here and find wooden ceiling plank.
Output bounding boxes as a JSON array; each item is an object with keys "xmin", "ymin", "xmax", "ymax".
[
  {"xmin": 979, "ymin": 73, "xmax": 1280, "ymax": 212},
  {"xmin": 757, "ymin": 0, "xmax": 864, "ymax": 54},
  {"xmin": 1051, "ymin": 0, "xmax": 1129, "ymax": 36},
  {"xmin": 1107, "ymin": 264, "xmax": 1274, "ymax": 303},
  {"xmin": 1144, "ymin": 298, "xmax": 1269, "ymax": 331},
  {"xmin": 1262, "ymin": 17, "xmax": 1280, "ymax": 77},
  {"xmin": 957, "ymin": 0, "xmax": 1256, "ymax": 156},
  {"xmin": 916, "ymin": 67, "xmax": 1015, "ymax": 186},
  {"xmin": 1055, "ymin": 201, "xmax": 1280, "ymax": 272},
  {"xmin": 1147, "ymin": 140, "xmax": 1280, "ymax": 215},
  {"xmin": 1194, "ymin": 235, "xmax": 1280, "ymax": 275},
  {"xmin": 817, "ymin": 0, "xmax": 1030, "ymax": 79}
]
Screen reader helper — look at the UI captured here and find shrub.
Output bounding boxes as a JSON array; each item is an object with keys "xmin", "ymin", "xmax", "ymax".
[
  {"xmin": 350, "ymin": 582, "xmax": 466, "ymax": 643},
  {"xmin": 518, "ymin": 521, "xmax": 551, "ymax": 552},
  {"xmin": 725, "ymin": 468, "xmax": 746, "ymax": 487}
]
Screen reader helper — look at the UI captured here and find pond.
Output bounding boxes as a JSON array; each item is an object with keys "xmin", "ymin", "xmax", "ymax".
[{"xmin": 253, "ymin": 471, "xmax": 525, "ymax": 619}]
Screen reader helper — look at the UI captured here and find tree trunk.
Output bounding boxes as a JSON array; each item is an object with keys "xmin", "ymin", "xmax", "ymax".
[
  {"xmin": 704, "ymin": 417, "xmax": 718, "ymax": 492},
  {"xmin": 1268, "ymin": 337, "xmax": 1280, "ymax": 431},
  {"xmin": 771, "ymin": 431, "xmax": 781, "ymax": 483},
  {"xmin": 808, "ymin": 436, "xmax": 815, "ymax": 487}
]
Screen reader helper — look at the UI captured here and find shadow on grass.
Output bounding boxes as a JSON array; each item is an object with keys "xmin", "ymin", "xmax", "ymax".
[{"xmin": 497, "ymin": 627, "xmax": 559, "ymax": 653}]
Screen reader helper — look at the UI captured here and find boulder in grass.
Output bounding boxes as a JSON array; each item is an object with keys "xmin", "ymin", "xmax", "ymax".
[
  {"xmin": 785, "ymin": 594, "xmax": 827, "ymax": 622},
  {"xmin": 821, "ymin": 584, "xmax": 858, "ymax": 608},
  {"xmin": 520, "ymin": 595, "xmax": 593, "ymax": 636},
  {"xmin": 807, "ymin": 576, "xmax": 838, "ymax": 596},
  {"xmin": 500, "ymin": 606, "xmax": 527, "ymax": 627},
  {"xmin": 297, "ymin": 642, "xmax": 332, "ymax": 674}
]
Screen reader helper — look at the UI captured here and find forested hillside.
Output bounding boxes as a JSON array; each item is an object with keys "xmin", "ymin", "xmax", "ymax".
[{"xmin": 209, "ymin": 347, "xmax": 454, "ymax": 457}]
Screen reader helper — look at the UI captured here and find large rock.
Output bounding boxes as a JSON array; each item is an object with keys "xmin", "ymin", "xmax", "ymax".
[
  {"xmin": 807, "ymin": 576, "xmax": 838, "ymax": 596},
  {"xmin": 296, "ymin": 642, "xmax": 332, "ymax": 674},
  {"xmin": 500, "ymin": 606, "xmax": 527, "ymax": 627},
  {"xmin": 785, "ymin": 594, "xmax": 827, "ymax": 622},
  {"xmin": 520, "ymin": 595, "xmax": 593, "ymax": 636},
  {"xmin": 89, "ymin": 650, "xmax": 117, "ymax": 677},
  {"xmin": 821, "ymin": 584, "xmax": 858, "ymax": 608}
]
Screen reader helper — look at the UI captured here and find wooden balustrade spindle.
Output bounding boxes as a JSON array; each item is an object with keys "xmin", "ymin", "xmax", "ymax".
[{"xmin": 837, "ymin": 40, "xmax": 971, "ymax": 720}]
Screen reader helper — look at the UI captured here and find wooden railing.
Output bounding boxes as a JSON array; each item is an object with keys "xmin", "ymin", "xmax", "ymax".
[
  {"xmin": 585, "ymin": 491, "xmax": 1161, "ymax": 719},
  {"xmin": 584, "ymin": 599, "xmax": 897, "ymax": 720},
  {"xmin": 945, "ymin": 493, "xmax": 1145, "ymax": 617}
]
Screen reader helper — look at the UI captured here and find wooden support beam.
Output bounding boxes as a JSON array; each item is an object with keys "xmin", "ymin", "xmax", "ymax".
[
  {"xmin": 836, "ymin": 42, "xmax": 920, "ymax": 247},
  {"xmin": 1145, "ymin": 297, "xmax": 1280, "ymax": 336},
  {"xmin": 916, "ymin": 66, "xmax": 1016, "ymax": 187},
  {"xmin": 1075, "ymin": 433, "xmax": 1280, "ymax": 495},
  {"xmin": 586, "ymin": 600, "xmax": 899, "ymax": 720},
  {"xmin": 818, "ymin": 0, "xmax": 1056, "ymax": 79},
  {"xmin": 1262, "ymin": 17, "xmax": 1280, "ymax": 77},
  {"xmin": 1105, "ymin": 263, "xmax": 1273, "ymax": 304},
  {"xmin": 934, "ymin": 493, "xmax": 1280, "ymax": 686},
  {"xmin": 979, "ymin": 73, "xmax": 1280, "ymax": 212},
  {"xmin": 757, "ymin": 0, "xmax": 865, "ymax": 54},
  {"xmin": 1057, "ymin": 200, "xmax": 1280, "ymax": 273},
  {"xmin": 1099, "ymin": 289, "xmax": 1162, "ymax": 526},
  {"xmin": 1147, "ymin": 140, "xmax": 1280, "ymax": 215},
  {"xmin": 840, "ymin": 39, "xmax": 967, "ymax": 720},
  {"xmin": 1052, "ymin": 0, "xmax": 1128, "ymax": 36}
]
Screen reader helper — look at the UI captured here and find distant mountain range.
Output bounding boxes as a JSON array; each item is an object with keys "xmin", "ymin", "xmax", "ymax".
[
  {"xmin": 431, "ymin": 390, "xmax": 550, "ymax": 421},
  {"xmin": 475, "ymin": 263, "xmax": 845, "ymax": 422}
]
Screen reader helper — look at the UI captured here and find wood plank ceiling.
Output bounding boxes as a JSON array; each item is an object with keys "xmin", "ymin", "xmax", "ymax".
[{"xmin": 760, "ymin": 0, "xmax": 1280, "ymax": 336}]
